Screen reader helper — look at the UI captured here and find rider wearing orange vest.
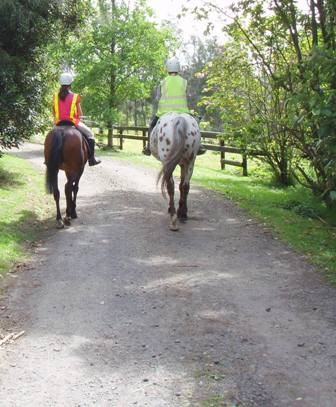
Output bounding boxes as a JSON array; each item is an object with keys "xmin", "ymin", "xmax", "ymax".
[
  {"xmin": 52, "ymin": 72, "xmax": 101, "ymax": 166},
  {"xmin": 142, "ymin": 58, "xmax": 206, "ymax": 156}
]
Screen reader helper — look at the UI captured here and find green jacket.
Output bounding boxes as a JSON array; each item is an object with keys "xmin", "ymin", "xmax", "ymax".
[{"xmin": 157, "ymin": 75, "xmax": 189, "ymax": 116}]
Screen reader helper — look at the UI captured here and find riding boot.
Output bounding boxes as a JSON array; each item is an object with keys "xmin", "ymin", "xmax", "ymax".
[
  {"xmin": 142, "ymin": 144, "xmax": 152, "ymax": 156},
  {"xmin": 142, "ymin": 115, "xmax": 159, "ymax": 156},
  {"xmin": 142, "ymin": 132, "xmax": 152, "ymax": 156},
  {"xmin": 87, "ymin": 138, "xmax": 101, "ymax": 166}
]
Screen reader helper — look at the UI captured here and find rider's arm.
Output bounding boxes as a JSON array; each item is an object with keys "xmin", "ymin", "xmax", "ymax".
[{"xmin": 77, "ymin": 101, "xmax": 83, "ymax": 118}]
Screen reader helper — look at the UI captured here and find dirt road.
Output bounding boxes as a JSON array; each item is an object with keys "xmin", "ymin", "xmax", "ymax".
[{"xmin": 1, "ymin": 143, "xmax": 336, "ymax": 407}]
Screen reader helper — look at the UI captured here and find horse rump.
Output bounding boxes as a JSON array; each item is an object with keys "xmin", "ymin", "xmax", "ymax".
[
  {"xmin": 45, "ymin": 127, "xmax": 64, "ymax": 194},
  {"xmin": 158, "ymin": 115, "xmax": 187, "ymax": 197}
]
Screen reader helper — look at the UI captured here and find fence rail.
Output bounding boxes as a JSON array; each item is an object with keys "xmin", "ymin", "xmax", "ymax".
[{"xmin": 93, "ymin": 124, "xmax": 264, "ymax": 176}]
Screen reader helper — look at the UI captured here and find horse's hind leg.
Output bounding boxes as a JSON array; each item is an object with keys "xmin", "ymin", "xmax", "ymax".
[
  {"xmin": 71, "ymin": 170, "xmax": 83, "ymax": 219},
  {"xmin": 52, "ymin": 175, "xmax": 64, "ymax": 229},
  {"xmin": 178, "ymin": 181, "xmax": 190, "ymax": 221},
  {"xmin": 177, "ymin": 160, "xmax": 194, "ymax": 221},
  {"xmin": 167, "ymin": 176, "xmax": 178, "ymax": 231},
  {"xmin": 64, "ymin": 173, "xmax": 76, "ymax": 225}
]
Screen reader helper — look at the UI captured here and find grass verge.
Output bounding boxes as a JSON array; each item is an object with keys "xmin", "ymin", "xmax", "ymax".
[
  {"xmin": 98, "ymin": 138, "xmax": 336, "ymax": 282},
  {"xmin": 0, "ymin": 154, "xmax": 52, "ymax": 277}
]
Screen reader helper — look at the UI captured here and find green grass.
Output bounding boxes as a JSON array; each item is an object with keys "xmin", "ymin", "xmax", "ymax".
[
  {"xmin": 98, "ymin": 137, "xmax": 336, "ymax": 282},
  {"xmin": 0, "ymin": 154, "xmax": 52, "ymax": 276}
]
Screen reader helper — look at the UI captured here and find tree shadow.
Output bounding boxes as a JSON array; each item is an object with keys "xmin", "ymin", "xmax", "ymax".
[
  {"xmin": 0, "ymin": 209, "xmax": 54, "ymax": 272},
  {"xmin": 0, "ymin": 166, "xmax": 25, "ymax": 190}
]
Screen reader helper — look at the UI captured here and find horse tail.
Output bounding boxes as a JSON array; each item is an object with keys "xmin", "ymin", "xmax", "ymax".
[
  {"xmin": 158, "ymin": 116, "xmax": 187, "ymax": 197},
  {"xmin": 45, "ymin": 128, "xmax": 64, "ymax": 194}
]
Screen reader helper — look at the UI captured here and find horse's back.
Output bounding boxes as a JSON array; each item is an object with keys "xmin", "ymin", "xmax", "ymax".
[
  {"xmin": 45, "ymin": 126, "xmax": 87, "ymax": 172},
  {"xmin": 151, "ymin": 112, "xmax": 200, "ymax": 162}
]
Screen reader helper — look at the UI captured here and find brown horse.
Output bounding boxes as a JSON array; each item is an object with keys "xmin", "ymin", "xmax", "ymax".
[{"xmin": 44, "ymin": 126, "xmax": 89, "ymax": 229}]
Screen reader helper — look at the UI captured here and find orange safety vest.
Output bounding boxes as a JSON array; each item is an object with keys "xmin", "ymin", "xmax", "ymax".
[{"xmin": 53, "ymin": 92, "xmax": 80, "ymax": 125}]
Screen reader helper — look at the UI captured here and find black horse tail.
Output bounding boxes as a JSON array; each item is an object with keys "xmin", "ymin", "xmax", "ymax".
[
  {"xmin": 45, "ymin": 128, "xmax": 64, "ymax": 194},
  {"xmin": 158, "ymin": 116, "xmax": 187, "ymax": 198}
]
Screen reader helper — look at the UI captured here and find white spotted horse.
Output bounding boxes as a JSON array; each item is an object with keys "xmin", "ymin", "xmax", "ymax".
[{"xmin": 150, "ymin": 112, "xmax": 201, "ymax": 231}]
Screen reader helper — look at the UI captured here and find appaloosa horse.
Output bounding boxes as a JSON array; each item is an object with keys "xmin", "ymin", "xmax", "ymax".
[
  {"xmin": 44, "ymin": 126, "xmax": 89, "ymax": 229},
  {"xmin": 150, "ymin": 112, "xmax": 201, "ymax": 231}
]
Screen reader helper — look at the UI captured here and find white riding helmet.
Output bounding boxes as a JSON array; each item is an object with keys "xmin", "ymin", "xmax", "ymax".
[
  {"xmin": 60, "ymin": 72, "xmax": 73, "ymax": 85},
  {"xmin": 166, "ymin": 57, "xmax": 180, "ymax": 73}
]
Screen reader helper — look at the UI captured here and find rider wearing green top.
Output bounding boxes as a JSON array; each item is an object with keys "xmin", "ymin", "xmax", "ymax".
[{"xmin": 143, "ymin": 57, "xmax": 206, "ymax": 156}]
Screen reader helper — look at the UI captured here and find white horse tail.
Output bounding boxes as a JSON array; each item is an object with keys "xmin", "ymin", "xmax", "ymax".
[{"xmin": 158, "ymin": 115, "xmax": 187, "ymax": 197}]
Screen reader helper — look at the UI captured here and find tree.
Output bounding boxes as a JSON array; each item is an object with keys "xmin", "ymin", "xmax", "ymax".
[
  {"xmin": 0, "ymin": 0, "xmax": 90, "ymax": 153},
  {"xmin": 57, "ymin": 0, "xmax": 174, "ymax": 142},
  {"xmin": 195, "ymin": 0, "xmax": 336, "ymax": 206},
  {"xmin": 181, "ymin": 36, "xmax": 221, "ymax": 127}
]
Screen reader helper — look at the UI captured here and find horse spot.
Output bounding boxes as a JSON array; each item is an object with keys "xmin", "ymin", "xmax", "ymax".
[
  {"xmin": 190, "ymin": 152, "xmax": 195, "ymax": 161},
  {"xmin": 191, "ymin": 131, "xmax": 195, "ymax": 136},
  {"xmin": 159, "ymin": 136, "xmax": 163, "ymax": 142},
  {"xmin": 166, "ymin": 139, "xmax": 171, "ymax": 145},
  {"xmin": 164, "ymin": 123, "xmax": 168, "ymax": 127},
  {"xmin": 162, "ymin": 133, "xmax": 166, "ymax": 137},
  {"xmin": 186, "ymin": 144, "xmax": 189, "ymax": 148},
  {"xmin": 161, "ymin": 148, "xmax": 165, "ymax": 151},
  {"xmin": 192, "ymin": 140, "xmax": 195, "ymax": 146},
  {"xmin": 160, "ymin": 128, "xmax": 163, "ymax": 133},
  {"xmin": 163, "ymin": 154, "xmax": 167, "ymax": 158},
  {"xmin": 166, "ymin": 148, "xmax": 170, "ymax": 152},
  {"xmin": 192, "ymin": 122, "xmax": 196, "ymax": 127}
]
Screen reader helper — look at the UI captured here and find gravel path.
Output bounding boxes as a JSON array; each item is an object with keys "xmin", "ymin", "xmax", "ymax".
[{"xmin": 0, "ymin": 143, "xmax": 336, "ymax": 407}]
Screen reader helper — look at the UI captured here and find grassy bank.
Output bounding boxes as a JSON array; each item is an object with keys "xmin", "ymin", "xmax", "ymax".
[
  {"xmin": 99, "ymin": 139, "xmax": 336, "ymax": 282},
  {"xmin": 0, "ymin": 154, "xmax": 51, "ymax": 276}
]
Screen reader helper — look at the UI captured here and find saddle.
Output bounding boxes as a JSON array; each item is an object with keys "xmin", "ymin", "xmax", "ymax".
[
  {"xmin": 56, "ymin": 120, "xmax": 75, "ymax": 127},
  {"xmin": 55, "ymin": 121, "xmax": 90, "ymax": 151},
  {"xmin": 56, "ymin": 121, "xmax": 87, "ymax": 141}
]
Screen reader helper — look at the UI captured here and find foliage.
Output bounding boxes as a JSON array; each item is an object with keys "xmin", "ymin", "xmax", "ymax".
[
  {"xmin": 195, "ymin": 0, "xmax": 336, "ymax": 206},
  {"xmin": 0, "ymin": 0, "xmax": 90, "ymax": 154},
  {"xmin": 0, "ymin": 154, "xmax": 51, "ymax": 275},
  {"xmin": 181, "ymin": 36, "xmax": 221, "ymax": 127},
  {"xmin": 200, "ymin": 37, "xmax": 296, "ymax": 186},
  {"xmin": 55, "ymin": 0, "xmax": 175, "ymax": 127}
]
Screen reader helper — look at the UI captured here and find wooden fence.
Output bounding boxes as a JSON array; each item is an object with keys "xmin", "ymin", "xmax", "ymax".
[{"xmin": 94, "ymin": 125, "xmax": 264, "ymax": 176}]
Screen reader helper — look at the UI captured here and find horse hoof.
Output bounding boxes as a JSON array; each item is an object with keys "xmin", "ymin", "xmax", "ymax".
[
  {"xmin": 169, "ymin": 214, "xmax": 179, "ymax": 231},
  {"xmin": 63, "ymin": 217, "xmax": 71, "ymax": 226},
  {"xmin": 71, "ymin": 213, "xmax": 77, "ymax": 219},
  {"xmin": 56, "ymin": 220, "xmax": 64, "ymax": 229},
  {"xmin": 177, "ymin": 211, "xmax": 188, "ymax": 221}
]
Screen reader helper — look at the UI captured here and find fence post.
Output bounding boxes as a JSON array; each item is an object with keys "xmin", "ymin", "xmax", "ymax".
[
  {"xmin": 242, "ymin": 153, "xmax": 248, "ymax": 176},
  {"xmin": 119, "ymin": 129, "xmax": 123, "ymax": 150},
  {"xmin": 142, "ymin": 129, "xmax": 147, "ymax": 150},
  {"xmin": 220, "ymin": 139, "xmax": 225, "ymax": 170}
]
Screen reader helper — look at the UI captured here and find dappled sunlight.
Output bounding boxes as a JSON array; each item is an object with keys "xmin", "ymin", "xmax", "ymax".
[
  {"xmin": 136, "ymin": 256, "xmax": 181, "ymax": 266},
  {"xmin": 225, "ymin": 217, "xmax": 240, "ymax": 224},
  {"xmin": 196, "ymin": 308, "xmax": 236, "ymax": 324},
  {"xmin": 137, "ymin": 269, "xmax": 235, "ymax": 293},
  {"xmin": 191, "ymin": 226, "xmax": 216, "ymax": 231}
]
